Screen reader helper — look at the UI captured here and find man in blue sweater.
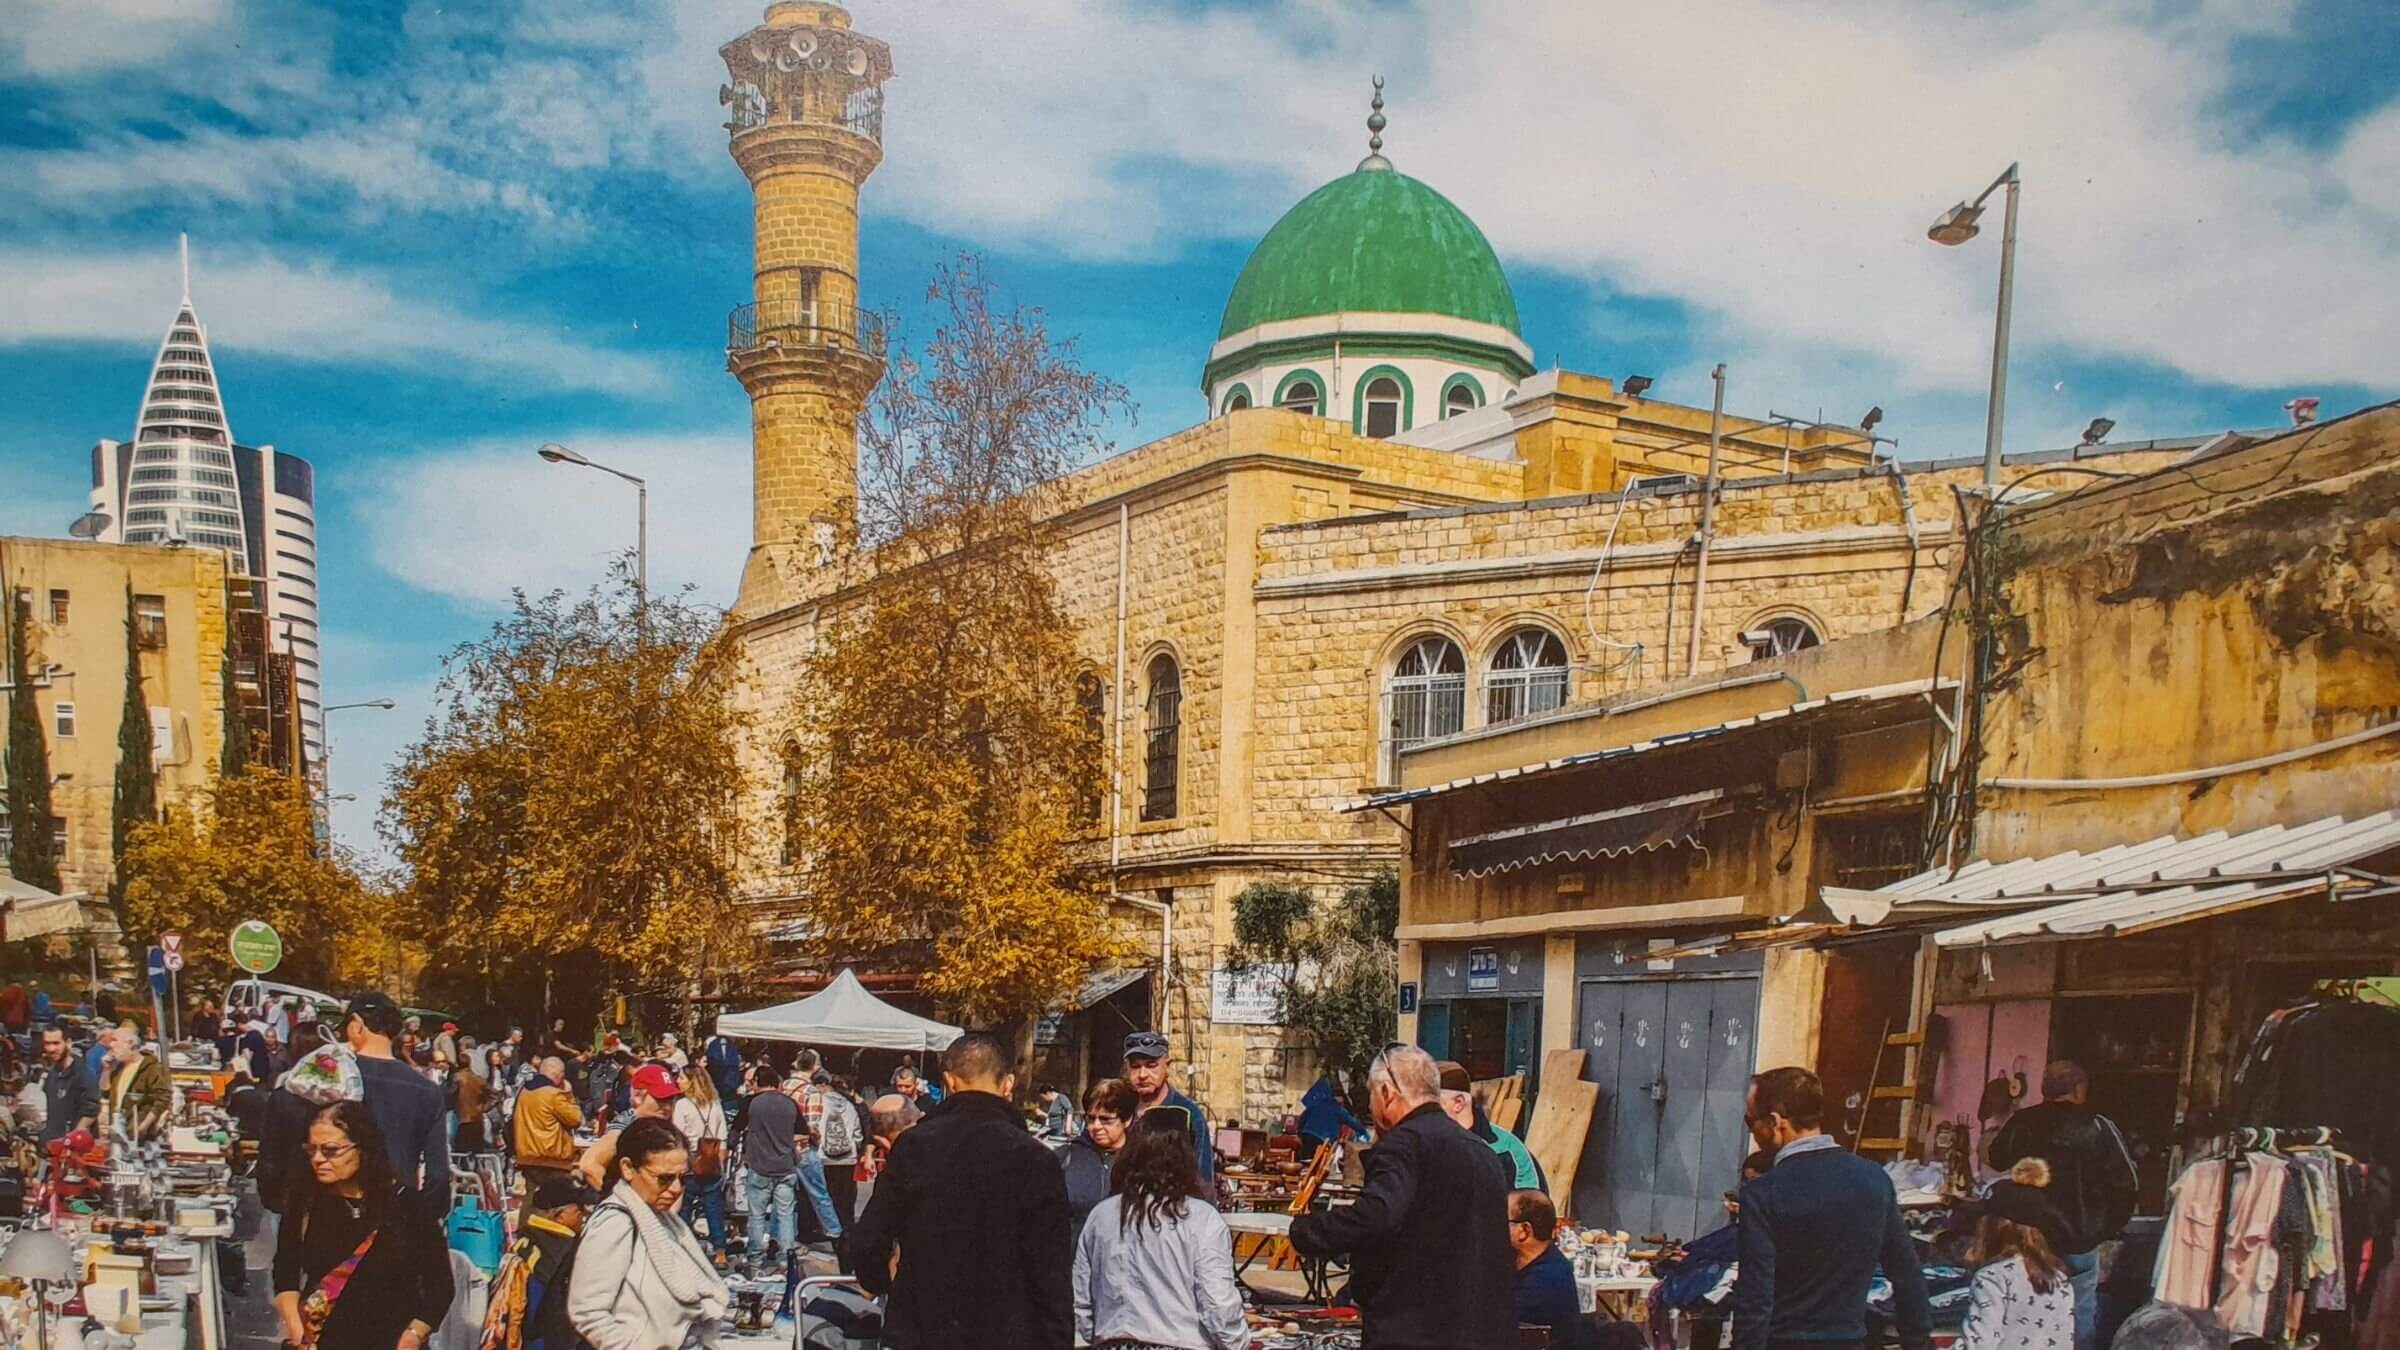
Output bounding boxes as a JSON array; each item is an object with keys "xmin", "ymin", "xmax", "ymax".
[
  {"xmin": 1732, "ymin": 1067, "xmax": 1930, "ymax": 1350},
  {"xmin": 1122, "ymin": 1030, "xmax": 1214, "ymax": 1189}
]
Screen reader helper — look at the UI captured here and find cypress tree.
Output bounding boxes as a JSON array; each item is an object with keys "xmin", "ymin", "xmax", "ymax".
[
  {"xmin": 4, "ymin": 588, "xmax": 61, "ymax": 891},
  {"xmin": 110, "ymin": 584, "xmax": 159, "ymax": 915},
  {"xmin": 220, "ymin": 638, "xmax": 251, "ymax": 777}
]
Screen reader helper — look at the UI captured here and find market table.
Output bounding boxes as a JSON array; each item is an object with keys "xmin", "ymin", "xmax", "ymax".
[
  {"xmin": 1224, "ymin": 1211, "xmax": 1339, "ymax": 1303},
  {"xmin": 1578, "ymin": 1272, "xmax": 1658, "ymax": 1320}
]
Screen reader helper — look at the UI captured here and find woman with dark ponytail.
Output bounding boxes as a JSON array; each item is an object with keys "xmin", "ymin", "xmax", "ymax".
[
  {"xmin": 271, "ymin": 1099, "xmax": 454, "ymax": 1349},
  {"xmin": 1072, "ymin": 1110, "xmax": 1250, "ymax": 1349},
  {"xmin": 568, "ymin": 1114, "xmax": 729, "ymax": 1349}
]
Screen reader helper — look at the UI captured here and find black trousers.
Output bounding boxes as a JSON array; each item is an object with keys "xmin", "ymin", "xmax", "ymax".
[{"xmin": 824, "ymin": 1163, "xmax": 858, "ymax": 1228}]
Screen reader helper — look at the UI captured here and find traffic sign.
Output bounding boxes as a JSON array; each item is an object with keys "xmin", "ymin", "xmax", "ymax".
[
  {"xmin": 230, "ymin": 920, "xmax": 284, "ymax": 975},
  {"xmin": 161, "ymin": 931, "xmax": 185, "ymax": 972},
  {"xmin": 147, "ymin": 946, "xmax": 171, "ymax": 998}
]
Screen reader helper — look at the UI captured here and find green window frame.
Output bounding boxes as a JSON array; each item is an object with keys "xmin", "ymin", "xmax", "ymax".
[
  {"xmin": 1219, "ymin": 383, "xmax": 1254, "ymax": 415},
  {"xmin": 1440, "ymin": 372, "xmax": 1486, "ymax": 418},
  {"xmin": 1273, "ymin": 369, "xmax": 1326, "ymax": 415},
  {"xmin": 1351, "ymin": 364, "xmax": 1415, "ymax": 437}
]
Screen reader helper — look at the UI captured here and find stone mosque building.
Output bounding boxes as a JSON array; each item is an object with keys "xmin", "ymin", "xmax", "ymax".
[{"xmin": 713, "ymin": 2, "xmax": 2179, "ymax": 1119}]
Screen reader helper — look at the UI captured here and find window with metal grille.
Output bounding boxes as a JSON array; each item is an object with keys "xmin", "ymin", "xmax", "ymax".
[
  {"xmin": 1142, "ymin": 654, "xmax": 1180, "ymax": 821},
  {"xmin": 1487, "ymin": 628, "xmax": 1569, "ymax": 725},
  {"xmin": 1075, "ymin": 671, "xmax": 1107, "ymax": 825},
  {"xmin": 1384, "ymin": 635, "xmax": 1466, "ymax": 782},
  {"xmin": 1745, "ymin": 617, "xmax": 1822, "ymax": 661}
]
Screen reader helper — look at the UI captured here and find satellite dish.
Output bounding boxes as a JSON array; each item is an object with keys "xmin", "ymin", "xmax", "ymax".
[{"xmin": 68, "ymin": 510, "xmax": 111, "ymax": 539}]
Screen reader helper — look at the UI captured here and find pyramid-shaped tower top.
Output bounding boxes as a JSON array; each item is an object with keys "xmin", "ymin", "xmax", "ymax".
[{"xmin": 119, "ymin": 235, "xmax": 247, "ymax": 568}]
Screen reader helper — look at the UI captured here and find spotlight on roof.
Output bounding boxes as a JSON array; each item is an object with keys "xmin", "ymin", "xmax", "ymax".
[
  {"xmin": 2080, "ymin": 417, "xmax": 2115, "ymax": 446},
  {"xmin": 1927, "ymin": 201, "xmax": 1984, "ymax": 246},
  {"xmin": 1859, "ymin": 406, "xmax": 1884, "ymax": 434},
  {"xmin": 1621, "ymin": 374, "xmax": 1654, "ymax": 398}
]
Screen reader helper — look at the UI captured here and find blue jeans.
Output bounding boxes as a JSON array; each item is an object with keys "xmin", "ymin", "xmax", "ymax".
[
  {"xmin": 2066, "ymin": 1250, "xmax": 2100, "ymax": 1350},
  {"xmin": 681, "ymin": 1173, "xmax": 727, "ymax": 1254},
  {"xmin": 798, "ymin": 1148, "xmax": 844, "ymax": 1239},
  {"xmin": 744, "ymin": 1168, "xmax": 798, "ymax": 1254}
]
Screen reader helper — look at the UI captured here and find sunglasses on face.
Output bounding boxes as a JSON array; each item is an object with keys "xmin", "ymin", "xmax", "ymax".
[
  {"xmin": 644, "ymin": 1170, "xmax": 690, "ymax": 1189},
  {"xmin": 304, "ymin": 1143, "xmax": 358, "ymax": 1160}
]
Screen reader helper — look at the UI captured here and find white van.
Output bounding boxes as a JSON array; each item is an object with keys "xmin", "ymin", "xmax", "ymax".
[{"xmin": 225, "ymin": 978, "xmax": 345, "ymax": 1021}]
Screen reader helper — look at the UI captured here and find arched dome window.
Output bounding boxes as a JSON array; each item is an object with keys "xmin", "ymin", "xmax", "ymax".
[
  {"xmin": 1363, "ymin": 376, "xmax": 1405, "ymax": 438},
  {"xmin": 1226, "ymin": 391, "xmax": 1250, "ymax": 411},
  {"xmin": 1277, "ymin": 374, "xmax": 1323, "ymax": 417},
  {"xmin": 1445, "ymin": 384, "xmax": 1478, "ymax": 418},
  {"xmin": 1487, "ymin": 628, "xmax": 1569, "ymax": 724},
  {"xmin": 1383, "ymin": 634, "xmax": 1465, "ymax": 782}
]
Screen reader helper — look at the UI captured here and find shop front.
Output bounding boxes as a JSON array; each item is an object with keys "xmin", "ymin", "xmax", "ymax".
[{"xmin": 1413, "ymin": 937, "xmax": 1543, "ymax": 1082}]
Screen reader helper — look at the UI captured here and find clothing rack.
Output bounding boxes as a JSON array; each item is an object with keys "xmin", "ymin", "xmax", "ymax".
[{"xmin": 2195, "ymin": 1124, "xmax": 2355, "ymax": 1331}]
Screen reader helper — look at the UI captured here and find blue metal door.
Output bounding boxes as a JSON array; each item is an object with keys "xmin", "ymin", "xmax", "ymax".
[
  {"xmin": 1574, "ymin": 976, "xmax": 1761, "ymax": 1240},
  {"xmin": 1416, "ymin": 1001, "xmax": 1452, "ymax": 1060}
]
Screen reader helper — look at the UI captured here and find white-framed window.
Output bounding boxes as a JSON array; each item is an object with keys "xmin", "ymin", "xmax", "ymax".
[
  {"xmin": 1744, "ymin": 617, "xmax": 1823, "ymax": 661},
  {"xmin": 1445, "ymin": 383, "xmax": 1479, "ymax": 418},
  {"xmin": 1383, "ymin": 635, "xmax": 1466, "ymax": 782},
  {"xmin": 1487, "ymin": 628, "xmax": 1570, "ymax": 725},
  {"xmin": 53, "ymin": 702, "xmax": 76, "ymax": 738},
  {"xmin": 1362, "ymin": 376, "xmax": 1404, "ymax": 438},
  {"xmin": 1278, "ymin": 377, "xmax": 1323, "ymax": 418}
]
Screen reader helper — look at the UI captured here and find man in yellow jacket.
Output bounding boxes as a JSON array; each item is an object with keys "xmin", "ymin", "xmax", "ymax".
[
  {"xmin": 100, "ymin": 1025, "xmax": 172, "ymax": 1141},
  {"xmin": 513, "ymin": 1056, "xmax": 585, "ymax": 1186}
]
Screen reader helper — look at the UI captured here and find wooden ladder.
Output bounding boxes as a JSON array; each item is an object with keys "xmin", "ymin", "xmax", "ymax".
[{"xmin": 1855, "ymin": 938, "xmax": 1940, "ymax": 1157}]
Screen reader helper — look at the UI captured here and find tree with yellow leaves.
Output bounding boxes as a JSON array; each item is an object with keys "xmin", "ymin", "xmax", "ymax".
[
  {"xmin": 120, "ymin": 765, "xmax": 379, "ymax": 991},
  {"xmin": 781, "ymin": 256, "xmax": 1132, "ymax": 1032},
  {"xmin": 383, "ymin": 563, "xmax": 756, "ymax": 1023}
]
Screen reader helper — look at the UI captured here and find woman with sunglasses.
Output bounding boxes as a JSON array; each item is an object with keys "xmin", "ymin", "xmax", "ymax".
[
  {"xmin": 272, "ymin": 1100, "xmax": 454, "ymax": 1350},
  {"xmin": 570, "ymin": 1114, "xmax": 730, "ymax": 1350}
]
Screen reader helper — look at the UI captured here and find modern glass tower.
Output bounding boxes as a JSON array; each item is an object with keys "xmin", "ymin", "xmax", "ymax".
[{"xmin": 88, "ymin": 237, "xmax": 325, "ymax": 779}]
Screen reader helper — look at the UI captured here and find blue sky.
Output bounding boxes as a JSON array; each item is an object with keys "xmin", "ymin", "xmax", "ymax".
[{"xmin": 2, "ymin": 0, "xmax": 2394, "ymax": 855}]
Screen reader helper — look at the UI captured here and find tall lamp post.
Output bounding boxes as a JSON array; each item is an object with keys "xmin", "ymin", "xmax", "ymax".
[
  {"xmin": 537, "ymin": 442, "xmax": 648, "ymax": 609},
  {"xmin": 1928, "ymin": 161, "xmax": 2021, "ymax": 486},
  {"xmin": 321, "ymin": 698, "xmax": 395, "ymax": 839}
]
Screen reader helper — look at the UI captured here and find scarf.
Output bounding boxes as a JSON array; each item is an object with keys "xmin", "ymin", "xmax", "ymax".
[{"xmin": 612, "ymin": 1193, "xmax": 728, "ymax": 1319}]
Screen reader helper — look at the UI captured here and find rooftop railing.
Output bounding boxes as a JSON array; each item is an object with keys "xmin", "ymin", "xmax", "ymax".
[{"xmin": 727, "ymin": 298, "xmax": 887, "ymax": 361}]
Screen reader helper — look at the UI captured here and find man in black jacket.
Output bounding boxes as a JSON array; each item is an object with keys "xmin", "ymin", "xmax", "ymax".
[
  {"xmin": 34, "ymin": 1027, "xmax": 98, "ymax": 1144},
  {"xmin": 851, "ymin": 1032, "xmax": 1071, "ymax": 1349},
  {"xmin": 1986, "ymin": 1060, "xmax": 2139, "ymax": 1350},
  {"xmin": 1733, "ymin": 1066, "xmax": 1931, "ymax": 1350},
  {"xmin": 1290, "ymin": 1044, "xmax": 1515, "ymax": 1350}
]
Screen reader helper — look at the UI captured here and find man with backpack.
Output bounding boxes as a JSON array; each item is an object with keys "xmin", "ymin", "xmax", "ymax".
[
  {"xmin": 807, "ymin": 1070, "xmax": 864, "ymax": 1230},
  {"xmin": 479, "ymin": 1174, "xmax": 593, "ymax": 1350}
]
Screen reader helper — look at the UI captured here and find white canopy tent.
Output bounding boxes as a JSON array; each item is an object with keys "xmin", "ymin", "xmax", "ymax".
[{"xmin": 716, "ymin": 968, "xmax": 962, "ymax": 1051}]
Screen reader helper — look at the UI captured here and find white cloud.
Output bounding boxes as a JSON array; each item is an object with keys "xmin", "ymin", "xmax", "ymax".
[
  {"xmin": 632, "ymin": 0, "xmax": 2399, "ymax": 402},
  {"xmin": 0, "ymin": 244, "xmax": 669, "ymax": 395},
  {"xmin": 359, "ymin": 429, "xmax": 749, "ymax": 610},
  {"xmin": 0, "ymin": 0, "xmax": 234, "ymax": 77}
]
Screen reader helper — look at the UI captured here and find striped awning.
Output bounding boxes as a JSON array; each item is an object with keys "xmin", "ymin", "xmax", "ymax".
[{"xmin": 1447, "ymin": 790, "xmax": 1718, "ymax": 877}]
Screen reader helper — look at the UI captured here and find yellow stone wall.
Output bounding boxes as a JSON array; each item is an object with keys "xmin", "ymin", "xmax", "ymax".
[{"xmin": 0, "ymin": 537, "xmax": 230, "ymax": 897}]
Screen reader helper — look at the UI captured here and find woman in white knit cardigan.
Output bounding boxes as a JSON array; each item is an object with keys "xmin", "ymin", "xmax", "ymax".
[{"xmin": 570, "ymin": 1115, "xmax": 730, "ymax": 1350}]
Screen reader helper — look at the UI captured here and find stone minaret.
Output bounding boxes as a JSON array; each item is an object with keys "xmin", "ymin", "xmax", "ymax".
[{"xmin": 720, "ymin": 2, "xmax": 892, "ymax": 616}]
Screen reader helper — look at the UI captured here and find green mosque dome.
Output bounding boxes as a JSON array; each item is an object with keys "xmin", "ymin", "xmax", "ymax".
[{"xmin": 1217, "ymin": 168, "xmax": 1524, "ymax": 340}]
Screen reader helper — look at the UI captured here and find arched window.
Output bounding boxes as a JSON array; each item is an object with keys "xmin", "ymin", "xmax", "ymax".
[
  {"xmin": 1384, "ymin": 635, "xmax": 1466, "ymax": 782},
  {"xmin": 779, "ymin": 741, "xmax": 804, "ymax": 865},
  {"xmin": 1362, "ymin": 376, "xmax": 1405, "ymax": 438},
  {"xmin": 1142, "ymin": 654, "xmax": 1180, "ymax": 821},
  {"xmin": 1442, "ymin": 374, "xmax": 1484, "ymax": 420},
  {"xmin": 1221, "ymin": 384, "xmax": 1253, "ymax": 415},
  {"xmin": 1075, "ymin": 671, "xmax": 1107, "ymax": 824},
  {"xmin": 1277, "ymin": 374, "xmax": 1323, "ymax": 417},
  {"xmin": 1745, "ymin": 617, "xmax": 1822, "ymax": 661},
  {"xmin": 1487, "ymin": 628, "xmax": 1570, "ymax": 724}
]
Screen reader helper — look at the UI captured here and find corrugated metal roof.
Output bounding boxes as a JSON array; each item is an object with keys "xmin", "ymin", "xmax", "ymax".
[
  {"xmin": 1353, "ymin": 677, "xmax": 1956, "ymax": 811},
  {"xmin": 1890, "ymin": 810, "xmax": 2400, "ymax": 947}
]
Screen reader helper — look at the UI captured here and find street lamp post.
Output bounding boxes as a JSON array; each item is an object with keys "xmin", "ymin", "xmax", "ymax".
[
  {"xmin": 321, "ymin": 699, "xmax": 395, "ymax": 835},
  {"xmin": 1928, "ymin": 161, "xmax": 2021, "ymax": 486},
  {"xmin": 537, "ymin": 443, "xmax": 648, "ymax": 609}
]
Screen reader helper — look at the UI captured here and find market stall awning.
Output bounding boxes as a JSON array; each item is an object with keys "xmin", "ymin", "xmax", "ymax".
[
  {"xmin": 1352, "ymin": 678, "xmax": 1956, "ymax": 811},
  {"xmin": 1070, "ymin": 966, "xmax": 1149, "ymax": 1007},
  {"xmin": 2, "ymin": 879, "xmax": 121, "ymax": 943},
  {"xmin": 1447, "ymin": 791, "xmax": 1717, "ymax": 877},
  {"xmin": 716, "ymin": 967, "xmax": 963, "ymax": 1051},
  {"xmin": 1645, "ymin": 809, "xmax": 2400, "ymax": 959}
]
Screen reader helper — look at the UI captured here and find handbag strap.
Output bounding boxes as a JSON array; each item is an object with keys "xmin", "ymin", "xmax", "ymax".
[{"xmin": 300, "ymin": 1223, "xmax": 381, "ymax": 1348}]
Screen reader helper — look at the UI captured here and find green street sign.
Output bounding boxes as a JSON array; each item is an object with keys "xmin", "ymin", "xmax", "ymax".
[{"xmin": 229, "ymin": 920, "xmax": 284, "ymax": 975}]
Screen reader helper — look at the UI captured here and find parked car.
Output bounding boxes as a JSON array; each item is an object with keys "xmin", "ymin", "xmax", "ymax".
[{"xmin": 225, "ymin": 978, "xmax": 344, "ymax": 1023}]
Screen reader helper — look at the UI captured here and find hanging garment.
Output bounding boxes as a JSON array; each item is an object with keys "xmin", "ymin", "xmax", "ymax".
[
  {"xmin": 2234, "ymin": 1000, "xmax": 2400, "ymax": 1164},
  {"xmin": 2215, "ymin": 1153, "xmax": 2291, "ymax": 1337},
  {"xmin": 2156, "ymin": 1159, "xmax": 2228, "ymax": 1311}
]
